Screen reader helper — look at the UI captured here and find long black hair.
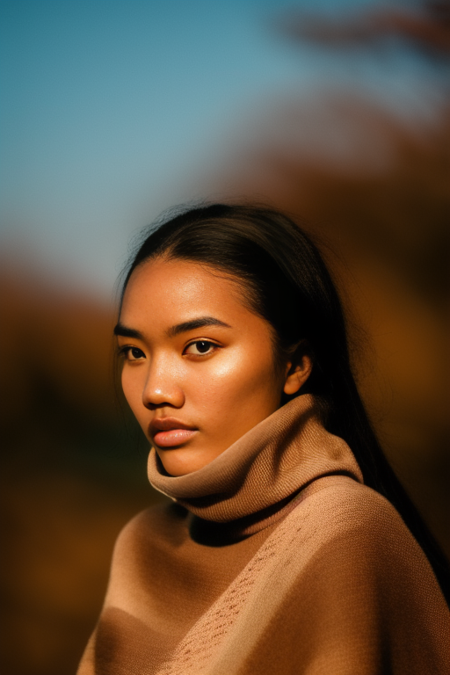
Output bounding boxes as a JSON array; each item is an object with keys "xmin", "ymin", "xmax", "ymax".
[{"xmin": 120, "ymin": 202, "xmax": 450, "ymax": 604}]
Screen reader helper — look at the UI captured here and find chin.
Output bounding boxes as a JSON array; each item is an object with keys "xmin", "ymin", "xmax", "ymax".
[{"xmin": 156, "ymin": 448, "xmax": 207, "ymax": 477}]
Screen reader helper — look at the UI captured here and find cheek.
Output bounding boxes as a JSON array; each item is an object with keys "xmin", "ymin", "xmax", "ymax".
[
  {"xmin": 121, "ymin": 369, "xmax": 144, "ymax": 416},
  {"xmin": 121, "ymin": 373, "xmax": 152, "ymax": 440},
  {"xmin": 196, "ymin": 346, "xmax": 279, "ymax": 410}
]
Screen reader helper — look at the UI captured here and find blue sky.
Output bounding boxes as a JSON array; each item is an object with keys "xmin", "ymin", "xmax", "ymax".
[{"xmin": 0, "ymin": 0, "xmax": 440, "ymax": 297}]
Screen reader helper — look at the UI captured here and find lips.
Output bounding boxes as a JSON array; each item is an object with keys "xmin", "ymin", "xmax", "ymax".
[{"xmin": 150, "ymin": 418, "xmax": 197, "ymax": 448}]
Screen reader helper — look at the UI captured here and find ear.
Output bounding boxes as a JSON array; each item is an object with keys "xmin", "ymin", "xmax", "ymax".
[{"xmin": 283, "ymin": 351, "xmax": 313, "ymax": 396}]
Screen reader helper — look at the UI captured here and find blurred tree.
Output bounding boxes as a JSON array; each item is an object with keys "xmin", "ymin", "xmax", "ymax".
[{"xmin": 278, "ymin": 0, "xmax": 450, "ymax": 59}]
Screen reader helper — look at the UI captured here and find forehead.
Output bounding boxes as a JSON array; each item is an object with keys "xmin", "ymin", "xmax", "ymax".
[{"xmin": 120, "ymin": 257, "xmax": 249, "ymax": 326}]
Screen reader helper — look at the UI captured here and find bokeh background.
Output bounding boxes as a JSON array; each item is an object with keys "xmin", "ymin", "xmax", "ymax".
[{"xmin": 1, "ymin": 1, "xmax": 449, "ymax": 673}]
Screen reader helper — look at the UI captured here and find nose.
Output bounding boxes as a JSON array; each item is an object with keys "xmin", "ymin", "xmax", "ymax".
[{"xmin": 141, "ymin": 357, "xmax": 185, "ymax": 410}]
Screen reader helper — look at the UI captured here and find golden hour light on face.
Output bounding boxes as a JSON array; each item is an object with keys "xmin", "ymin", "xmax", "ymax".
[{"xmin": 116, "ymin": 257, "xmax": 308, "ymax": 476}]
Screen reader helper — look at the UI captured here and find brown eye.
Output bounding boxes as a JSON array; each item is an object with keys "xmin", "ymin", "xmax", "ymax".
[
  {"xmin": 120, "ymin": 346, "xmax": 145, "ymax": 361},
  {"xmin": 184, "ymin": 340, "xmax": 215, "ymax": 356}
]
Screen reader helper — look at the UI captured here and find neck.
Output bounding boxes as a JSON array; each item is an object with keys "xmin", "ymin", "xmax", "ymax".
[{"xmin": 147, "ymin": 394, "xmax": 363, "ymax": 529}]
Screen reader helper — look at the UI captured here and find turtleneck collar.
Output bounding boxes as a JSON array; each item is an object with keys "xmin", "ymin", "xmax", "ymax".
[{"xmin": 147, "ymin": 394, "xmax": 363, "ymax": 526}]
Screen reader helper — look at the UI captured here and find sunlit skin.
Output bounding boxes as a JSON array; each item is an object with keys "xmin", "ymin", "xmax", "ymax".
[{"xmin": 116, "ymin": 257, "xmax": 312, "ymax": 476}]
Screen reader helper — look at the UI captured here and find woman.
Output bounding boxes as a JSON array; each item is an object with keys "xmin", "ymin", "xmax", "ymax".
[{"xmin": 78, "ymin": 204, "xmax": 450, "ymax": 674}]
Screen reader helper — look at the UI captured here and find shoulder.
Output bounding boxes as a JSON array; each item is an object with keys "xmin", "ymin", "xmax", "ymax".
[
  {"xmin": 293, "ymin": 475, "xmax": 416, "ymax": 545},
  {"xmin": 276, "ymin": 476, "xmax": 440, "ymax": 594},
  {"xmin": 283, "ymin": 476, "xmax": 446, "ymax": 610},
  {"xmin": 111, "ymin": 499, "xmax": 189, "ymax": 565},
  {"xmin": 244, "ymin": 479, "xmax": 450, "ymax": 674},
  {"xmin": 102, "ymin": 499, "xmax": 190, "ymax": 607}
]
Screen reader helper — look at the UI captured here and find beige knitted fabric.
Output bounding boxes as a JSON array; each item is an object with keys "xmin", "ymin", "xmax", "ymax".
[{"xmin": 77, "ymin": 395, "xmax": 450, "ymax": 675}]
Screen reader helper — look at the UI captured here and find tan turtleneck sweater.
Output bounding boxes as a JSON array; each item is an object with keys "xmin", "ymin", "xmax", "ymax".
[{"xmin": 77, "ymin": 395, "xmax": 450, "ymax": 675}]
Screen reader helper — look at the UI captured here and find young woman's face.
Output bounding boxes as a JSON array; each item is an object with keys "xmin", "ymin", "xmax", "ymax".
[{"xmin": 116, "ymin": 257, "xmax": 308, "ymax": 476}]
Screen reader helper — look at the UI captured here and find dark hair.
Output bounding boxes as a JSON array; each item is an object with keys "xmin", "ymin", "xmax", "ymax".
[{"xmin": 120, "ymin": 202, "xmax": 450, "ymax": 603}]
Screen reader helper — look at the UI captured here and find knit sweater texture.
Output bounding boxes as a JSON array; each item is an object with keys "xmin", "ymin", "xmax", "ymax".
[{"xmin": 77, "ymin": 394, "xmax": 450, "ymax": 674}]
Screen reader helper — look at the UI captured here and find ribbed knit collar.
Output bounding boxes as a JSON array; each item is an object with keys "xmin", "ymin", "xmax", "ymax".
[{"xmin": 147, "ymin": 394, "xmax": 363, "ymax": 525}]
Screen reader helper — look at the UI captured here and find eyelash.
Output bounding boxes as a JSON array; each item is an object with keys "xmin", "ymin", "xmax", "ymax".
[
  {"xmin": 183, "ymin": 340, "xmax": 219, "ymax": 356},
  {"xmin": 118, "ymin": 340, "xmax": 220, "ymax": 361},
  {"xmin": 118, "ymin": 345, "xmax": 145, "ymax": 361}
]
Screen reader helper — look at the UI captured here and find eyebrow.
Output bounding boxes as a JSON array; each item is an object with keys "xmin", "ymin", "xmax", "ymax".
[
  {"xmin": 113, "ymin": 316, "xmax": 231, "ymax": 339},
  {"xmin": 166, "ymin": 316, "xmax": 231, "ymax": 337},
  {"xmin": 113, "ymin": 323, "xmax": 143, "ymax": 339}
]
